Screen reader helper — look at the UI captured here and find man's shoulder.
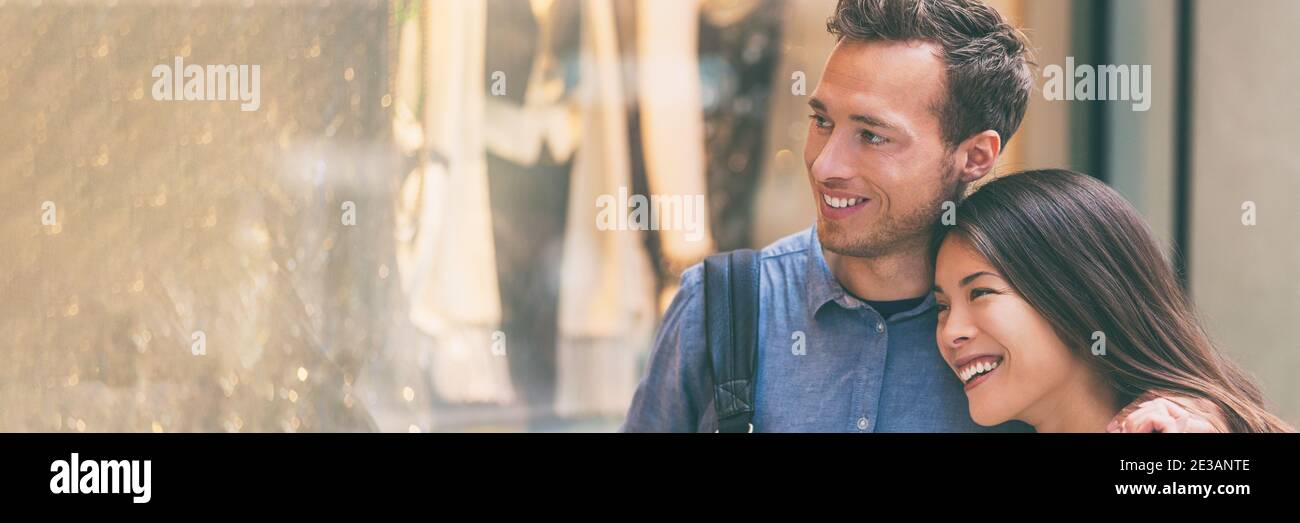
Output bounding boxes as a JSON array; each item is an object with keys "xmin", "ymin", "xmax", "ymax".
[
  {"xmin": 758, "ymin": 226, "xmax": 817, "ymax": 262},
  {"xmin": 678, "ymin": 226, "xmax": 816, "ymax": 290}
]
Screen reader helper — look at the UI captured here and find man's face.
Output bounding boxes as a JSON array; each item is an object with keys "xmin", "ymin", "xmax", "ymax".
[{"xmin": 805, "ymin": 39, "xmax": 962, "ymax": 258}]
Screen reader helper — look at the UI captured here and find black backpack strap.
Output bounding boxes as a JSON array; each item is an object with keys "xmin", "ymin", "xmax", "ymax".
[{"xmin": 702, "ymin": 249, "xmax": 760, "ymax": 433}]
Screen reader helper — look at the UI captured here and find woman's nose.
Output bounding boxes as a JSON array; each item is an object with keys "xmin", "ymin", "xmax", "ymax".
[{"xmin": 939, "ymin": 308, "xmax": 976, "ymax": 349}]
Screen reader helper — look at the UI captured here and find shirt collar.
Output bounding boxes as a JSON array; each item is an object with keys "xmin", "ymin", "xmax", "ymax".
[
  {"xmin": 805, "ymin": 225, "xmax": 851, "ymax": 314},
  {"xmin": 804, "ymin": 225, "xmax": 937, "ymax": 319}
]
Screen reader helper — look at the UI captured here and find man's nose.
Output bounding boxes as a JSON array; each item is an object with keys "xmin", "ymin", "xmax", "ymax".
[{"xmin": 809, "ymin": 132, "xmax": 855, "ymax": 185}]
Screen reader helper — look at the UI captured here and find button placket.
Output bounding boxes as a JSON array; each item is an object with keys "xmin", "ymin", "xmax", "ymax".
[{"xmin": 859, "ymin": 312, "xmax": 885, "ymax": 433}]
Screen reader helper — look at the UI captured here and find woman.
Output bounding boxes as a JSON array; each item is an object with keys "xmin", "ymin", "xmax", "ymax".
[{"xmin": 932, "ymin": 169, "xmax": 1292, "ymax": 433}]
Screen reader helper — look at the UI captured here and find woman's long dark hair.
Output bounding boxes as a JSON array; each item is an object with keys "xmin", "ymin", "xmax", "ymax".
[{"xmin": 937, "ymin": 169, "xmax": 1292, "ymax": 432}]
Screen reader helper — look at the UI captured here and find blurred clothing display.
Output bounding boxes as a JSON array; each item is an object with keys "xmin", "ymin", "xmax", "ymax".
[
  {"xmin": 634, "ymin": 0, "xmax": 784, "ymax": 268},
  {"xmin": 394, "ymin": 0, "xmax": 790, "ymax": 419},
  {"xmin": 636, "ymin": 0, "xmax": 716, "ymax": 268},
  {"xmin": 395, "ymin": 0, "xmax": 795, "ymax": 416},
  {"xmin": 395, "ymin": 0, "xmax": 514, "ymax": 404},
  {"xmin": 699, "ymin": 0, "xmax": 783, "ymax": 251},
  {"xmin": 482, "ymin": 0, "xmax": 582, "ymax": 166},
  {"xmin": 399, "ymin": 0, "xmax": 656, "ymax": 417},
  {"xmin": 554, "ymin": 0, "xmax": 659, "ymax": 417},
  {"xmin": 483, "ymin": 0, "xmax": 583, "ymax": 412}
]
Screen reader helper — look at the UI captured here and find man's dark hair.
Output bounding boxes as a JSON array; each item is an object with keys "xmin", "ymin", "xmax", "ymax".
[{"xmin": 827, "ymin": 0, "xmax": 1034, "ymax": 149}]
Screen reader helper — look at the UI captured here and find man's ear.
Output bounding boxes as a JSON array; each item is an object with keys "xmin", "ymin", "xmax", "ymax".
[{"xmin": 953, "ymin": 130, "xmax": 1002, "ymax": 184}]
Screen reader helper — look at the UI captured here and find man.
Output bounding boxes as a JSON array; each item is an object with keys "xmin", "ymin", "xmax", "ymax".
[
  {"xmin": 623, "ymin": 0, "xmax": 1031, "ymax": 433},
  {"xmin": 621, "ymin": 0, "xmax": 1212, "ymax": 432}
]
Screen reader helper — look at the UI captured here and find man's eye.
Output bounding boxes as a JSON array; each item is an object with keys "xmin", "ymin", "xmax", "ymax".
[
  {"xmin": 808, "ymin": 114, "xmax": 831, "ymax": 129},
  {"xmin": 859, "ymin": 130, "xmax": 887, "ymax": 145}
]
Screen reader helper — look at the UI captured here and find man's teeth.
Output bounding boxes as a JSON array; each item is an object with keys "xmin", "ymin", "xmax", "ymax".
[
  {"xmin": 959, "ymin": 358, "xmax": 1001, "ymax": 383},
  {"xmin": 822, "ymin": 194, "xmax": 863, "ymax": 209}
]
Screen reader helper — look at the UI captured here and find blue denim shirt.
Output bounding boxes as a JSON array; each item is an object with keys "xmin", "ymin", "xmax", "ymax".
[{"xmin": 621, "ymin": 225, "xmax": 1032, "ymax": 433}]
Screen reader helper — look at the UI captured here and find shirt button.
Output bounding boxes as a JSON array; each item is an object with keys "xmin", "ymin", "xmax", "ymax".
[
  {"xmin": 875, "ymin": 321, "xmax": 885, "ymax": 333},
  {"xmin": 857, "ymin": 417, "xmax": 869, "ymax": 431}
]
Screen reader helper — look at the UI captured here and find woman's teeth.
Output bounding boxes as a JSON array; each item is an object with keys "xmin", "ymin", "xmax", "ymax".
[
  {"xmin": 958, "ymin": 358, "xmax": 1002, "ymax": 383},
  {"xmin": 822, "ymin": 194, "xmax": 864, "ymax": 209}
]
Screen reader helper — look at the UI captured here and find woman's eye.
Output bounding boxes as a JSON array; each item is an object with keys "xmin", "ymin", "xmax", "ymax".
[
  {"xmin": 935, "ymin": 302, "xmax": 949, "ymax": 313},
  {"xmin": 859, "ymin": 129, "xmax": 887, "ymax": 145},
  {"xmin": 970, "ymin": 288, "xmax": 996, "ymax": 300}
]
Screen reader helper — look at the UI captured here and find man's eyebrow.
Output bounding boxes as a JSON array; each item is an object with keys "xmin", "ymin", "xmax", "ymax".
[
  {"xmin": 806, "ymin": 98, "xmax": 900, "ymax": 132},
  {"xmin": 960, "ymin": 271, "xmax": 999, "ymax": 287},
  {"xmin": 848, "ymin": 113, "xmax": 899, "ymax": 132}
]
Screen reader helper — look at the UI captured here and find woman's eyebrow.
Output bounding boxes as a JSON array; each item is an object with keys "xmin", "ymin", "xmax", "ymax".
[{"xmin": 960, "ymin": 271, "xmax": 999, "ymax": 287}]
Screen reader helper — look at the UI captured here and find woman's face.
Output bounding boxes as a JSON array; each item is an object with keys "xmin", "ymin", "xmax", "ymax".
[{"xmin": 933, "ymin": 234, "xmax": 1086, "ymax": 426}]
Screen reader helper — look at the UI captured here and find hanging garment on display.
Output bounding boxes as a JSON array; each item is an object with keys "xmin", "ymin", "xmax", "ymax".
[
  {"xmin": 698, "ymin": 0, "xmax": 783, "ymax": 252},
  {"xmin": 394, "ymin": 0, "xmax": 515, "ymax": 404},
  {"xmin": 400, "ymin": 0, "xmax": 655, "ymax": 417},
  {"xmin": 482, "ymin": 0, "xmax": 581, "ymax": 167},
  {"xmin": 635, "ymin": 0, "xmax": 716, "ymax": 271},
  {"xmin": 555, "ymin": 0, "xmax": 657, "ymax": 417},
  {"xmin": 483, "ymin": 0, "xmax": 583, "ymax": 411},
  {"xmin": 607, "ymin": 0, "xmax": 668, "ymax": 297}
]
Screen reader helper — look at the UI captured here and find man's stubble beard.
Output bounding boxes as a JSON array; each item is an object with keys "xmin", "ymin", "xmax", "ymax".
[{"xmin": 818, "ymin": 164, "xmax": 964, "ymax": 259}]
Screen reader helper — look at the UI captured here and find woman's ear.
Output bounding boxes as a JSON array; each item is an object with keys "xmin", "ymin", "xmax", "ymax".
[{"xmin": 954, "ymin": 130, "xmax": 1002, "ymax": 184}]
